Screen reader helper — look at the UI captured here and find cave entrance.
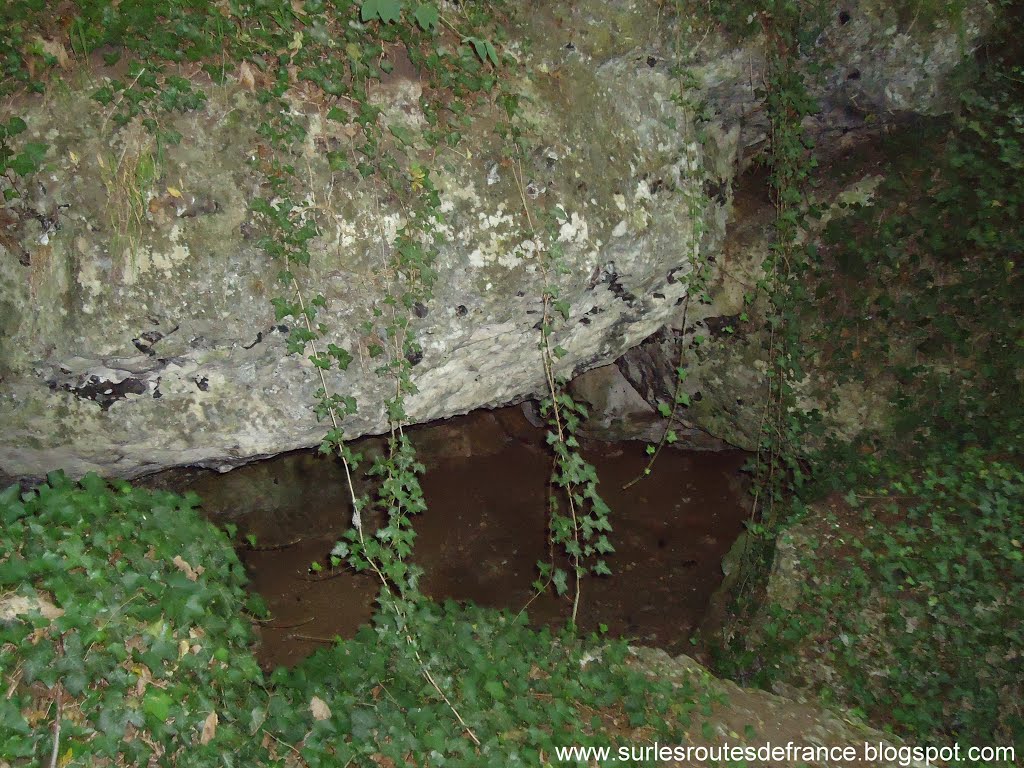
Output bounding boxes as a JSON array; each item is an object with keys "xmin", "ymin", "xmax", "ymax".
[{"xmin": 149, "ymin": 405, "xmax": 750, "ymax": 670}]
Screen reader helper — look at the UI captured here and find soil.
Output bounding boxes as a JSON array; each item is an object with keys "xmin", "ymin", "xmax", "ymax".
[{"xmin": 145, "ymin": 405, "xmax": 751, "ymax": 670}]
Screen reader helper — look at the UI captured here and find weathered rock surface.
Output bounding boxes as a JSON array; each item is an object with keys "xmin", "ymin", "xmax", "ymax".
[
  {"xmin": 628, "ymin": 646, "xmax": 921, "ymax": 767},
  {"xmin": 617, "ymin": 163, "xmax": 896, "ymax": 451},
  {"xmin": 0, "ymin": 1, "xmax": 987, "ymax": 478}
]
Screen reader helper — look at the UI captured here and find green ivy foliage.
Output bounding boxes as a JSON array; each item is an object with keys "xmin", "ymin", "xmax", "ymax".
[
  {"xmin": 1, "ymin": 475, "xmax": 708, "ymax": 766},
  {"xmin": 814, "ymin": 55, "xmax": 1024, "ymax": 455},
  {"xmin": 724, "ymin": 450, "xmax": 1024, "ymax": 757},
  {"xmin": 0, "ymin": 473, "xmax": 271, "ymax": 766},
  {"xmin": 713, "ymin": 6, "xmax": 1024, "ymax": 762},
  {"xmin": 268, "ymin": 600, "xmax": 701, "ymax": 767},
  {"xmin": 0, "ymin": 116, "xmax": 47, "ymax": 195}
]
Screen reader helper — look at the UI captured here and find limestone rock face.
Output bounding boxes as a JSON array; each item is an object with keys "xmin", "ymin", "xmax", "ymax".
[{"xmin": 0, "ymin": 1, "xmax": 986, "ymax": 478}]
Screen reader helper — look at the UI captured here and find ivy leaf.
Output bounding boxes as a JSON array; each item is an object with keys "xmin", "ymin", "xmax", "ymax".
[
  {"xmin": 327, "ymin": 344, "xmax": 353, "ymax": 370},
  {"xmin": 465, "ymin": 36, "xmax": 499, "ymax": 67},
  {"xmin": 350, "ymin": 708, "xmax": 377, "ymax": 740},
  {"xmin": 143, "ymin": 689, "xmax": 173, "ymax": 722},
  {"xmin": 271, "ymin": 297, "xmax": 294, "ymax": 322},
  {"xmin": 327, "ymin": 151, "xmax": 349, "ymax": 172},
  {"xmin": 552, "ymin": 568, "xmax": 568, "ymax": 595},
  {"xmin": 326, "ymin": 106, "xmax": 349, "ymax": 123},
  {"xmin": 484, "ymin": 680, "xmax": 507, "ymax": 701},
  {"xmin": 389, "ymin": 124, "xmax": 415, "ymax": 146},
  {"xmin": 5, "ymin": 116, "xmax": 27, "ymax": 136},
  {"xmin": 10, "ymin": 142, "xmax": 47, "ymax": 176},
  {"xmin": 360, "ymin": 0, "xmax": 402, "ymax": 24},
  {"xmin": 413, "ymin": 3, "xmax": 439, "ymax": 32}
]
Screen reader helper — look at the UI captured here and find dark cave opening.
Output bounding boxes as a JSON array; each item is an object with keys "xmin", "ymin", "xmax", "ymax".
[{"xmin": 147, "ymin": 404, "xmax": 750, "ymax": 670}]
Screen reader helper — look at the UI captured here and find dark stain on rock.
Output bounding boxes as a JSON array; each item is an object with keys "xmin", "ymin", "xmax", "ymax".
[
  {"xmin": 132, "ymin": 330, "xmax": 165, "ymax": 356},
  {"xmin": 704, "ymin": 178, "xmax": 729, "ymax": 205},
  {"xmin": 52, "ymin": 374, "xmax": 148, "ymax": 410},
  {"xmin": 596, "ymin": 264, "xmax": 636, "ymax": 305}
]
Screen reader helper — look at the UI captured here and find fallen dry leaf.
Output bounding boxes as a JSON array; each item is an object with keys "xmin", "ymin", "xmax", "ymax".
[
  {"xmin": 309, "ymin": 696, "xmax": 331, "ymax": 721},
  {"xmin": 34, "ymin": 36, "xmax": 71, "ymax": 70},
  {"xmin": 171, "ymin": 555, "xmax": 204, "ymax": 581},
  {"xmin": 200, "ymin": 711, "xmax": 218, "ymax": 745},
  {"xmin": 0, "ymin": 595, "xmax": 64, "ymax": 622},
  {"xmin": 238, "ymin": 61, "xmax": 256, "ymax": 91}
]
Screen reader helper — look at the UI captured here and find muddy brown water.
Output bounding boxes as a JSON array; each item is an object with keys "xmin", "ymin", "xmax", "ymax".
[{"xmin": 146, "ymin": 406, "xmax": 750, "ymax": 670}]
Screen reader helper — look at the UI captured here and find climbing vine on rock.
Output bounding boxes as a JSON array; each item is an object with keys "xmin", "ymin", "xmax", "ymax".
[
  {"xmin": 246, "ymin": 0, "xmax": 512, "ymax": 746},
  {"xmin": 625, "ymin": 72, "xmax": 715, "ymax": 489},
  {"xmin": 494, "ymin": 90, "xmax": 615, "ymax": 629},
  {"xmin": 531, "ymin": 204, "xmax": 616, "ymax": 629},
  {"xmin": 747, "ymin": 6, "xmax": 822, "ymax": 536},
  {"xmin": 707, "ymin": 2, "xmax": 1024, "ymax": 759}
]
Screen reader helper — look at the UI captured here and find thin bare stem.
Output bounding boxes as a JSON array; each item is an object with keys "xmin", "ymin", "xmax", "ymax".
[
  {"xmin": 509, "ymin": 154, "xmax": 585, "ymax": 627},
  {"xmin": 622, "ymin": 293, "xmax": 693, "ymax": 491},
  {"xmin": 49, "ymin": 687, "xmax": 62, "ymax": 768}
]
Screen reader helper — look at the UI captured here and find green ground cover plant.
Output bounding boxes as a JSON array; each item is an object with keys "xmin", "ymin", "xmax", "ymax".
[
  {"xmin": 718, "ymin": 452, "xmax": 1023, "ymax": 751},
  {"xmin": 1, "ymin": 0, "xmax": 645, "ymax": 760},
  {"xmin": 0, "ymin": 473, "xmax": 269, "ymax": 765},
  {"xmin": 1, "ymin": 473, "xmax": 712, "ymax": 766},
  {"xmin": 3, "ymin": 0, "xmax": 1023, "ymax": 763},
  {"xmin": 710, "ymin": 4, "xmax": 1024, "ymax": 762}
]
